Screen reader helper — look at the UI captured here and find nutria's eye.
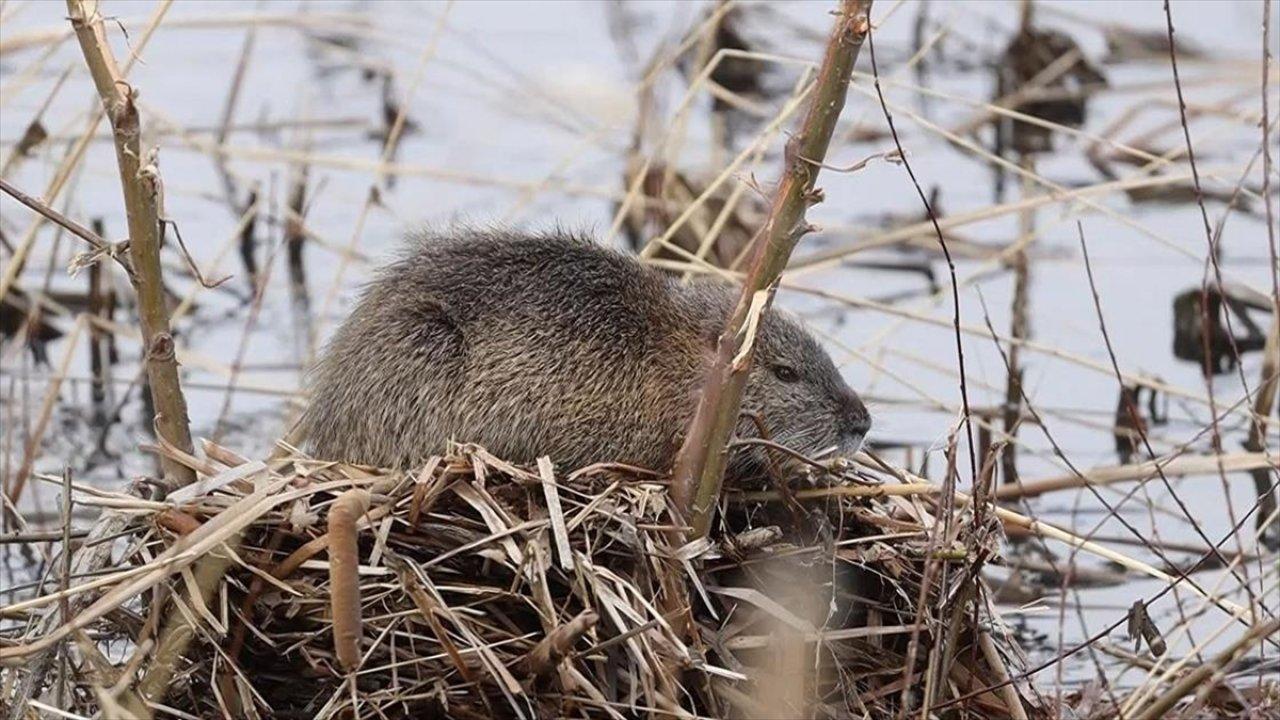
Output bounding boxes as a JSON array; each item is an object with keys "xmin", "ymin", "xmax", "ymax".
[{"xmin": 772, "ymin": 364, "xmax": 800, "ymax": 383}]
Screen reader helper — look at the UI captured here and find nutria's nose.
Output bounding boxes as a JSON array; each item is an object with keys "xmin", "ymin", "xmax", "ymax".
[{"xmin": 837, "ymin": 388, "xmax": 872, "ymax": 447}]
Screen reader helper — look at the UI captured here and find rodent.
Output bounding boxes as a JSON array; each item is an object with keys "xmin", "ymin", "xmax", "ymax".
[{"xmin": 301, "ymin": 229, "xmax": 871, "ymax": 478}]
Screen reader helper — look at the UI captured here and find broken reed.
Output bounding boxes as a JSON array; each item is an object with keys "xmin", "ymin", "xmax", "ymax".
[
  {"xmin": 66, "ymin": 0, "xmax": 196, "ymax": 489},
  {"xmin": 672, "ymin": 0, "xmax": 874, "ymax": 538}
]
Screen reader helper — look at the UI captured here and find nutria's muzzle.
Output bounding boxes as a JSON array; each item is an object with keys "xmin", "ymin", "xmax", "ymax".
[{"xmin": 836, "ymin": 388, "xmax": 872, "ymax": 455}]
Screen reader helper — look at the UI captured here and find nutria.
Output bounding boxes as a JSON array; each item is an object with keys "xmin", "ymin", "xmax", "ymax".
[{"xmin": 301, "ymin": 229, "xmax": 870, "ymax": 477}]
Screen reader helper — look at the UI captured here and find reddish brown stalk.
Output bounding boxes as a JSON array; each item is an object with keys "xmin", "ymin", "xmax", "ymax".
[
  {"xmin": 670, "ymin": 0, "xmax": 873, "ymax": 538},
  {"xmin": 1001, "ymin": 156, "xmax": 1034, "ymax": 488}
]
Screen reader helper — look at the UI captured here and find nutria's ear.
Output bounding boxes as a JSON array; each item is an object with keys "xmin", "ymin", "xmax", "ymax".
[
  {"xmin": 696, "ymin": 310, "xmax": 730, "ymax": 350},
  {"xmin": 412, "ymin": 295, "xmax": 451, "ymax": 324},
  {"xmin": 702, "ymin": 325, "xmax": 719, "ymax": 351},
  {"xmin": 690, "ymin": 324, "xmax": 720, "ymax": 378},
  {"xmin": 410, "ymin": 295, "xmax": 463, "ymax": 346},
  {"xmin": 699, "ymin": 337, "xmax": 716, "ymax": 368}
]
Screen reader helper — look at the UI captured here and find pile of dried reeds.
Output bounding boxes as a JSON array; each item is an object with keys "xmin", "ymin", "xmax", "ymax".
[
  {"xmin": 5, "ymin": 436, "xmax": 1278, "ymax": 719},
  {"xmin": 2, "ymin": 437, "xmax": 1052, "ymax": 719}
]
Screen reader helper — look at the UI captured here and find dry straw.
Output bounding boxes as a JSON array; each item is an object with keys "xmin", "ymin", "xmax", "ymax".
[
  {"xmin": 1, "ymin": 0, "xmax": 1277, "ymax": 717},
  {"xmin": 3, "ymin": 439, "xmax": 1040, "ymax": 719}
]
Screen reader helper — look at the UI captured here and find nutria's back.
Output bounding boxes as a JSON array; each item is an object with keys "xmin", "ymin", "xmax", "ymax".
[{"xmin": 302, "ymin": 229, "xmax": 870, "ymax": 475}]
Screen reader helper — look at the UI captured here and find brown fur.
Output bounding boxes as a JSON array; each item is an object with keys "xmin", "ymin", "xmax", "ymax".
[{"xmin": 302, "ymin": 229, "xmax": 870, "ymax": 476}]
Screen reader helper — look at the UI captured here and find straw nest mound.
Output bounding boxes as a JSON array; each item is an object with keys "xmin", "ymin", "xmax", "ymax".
[{"xmin": 4, "ymin": 441, "xmax": 1043, "ymax": 719}]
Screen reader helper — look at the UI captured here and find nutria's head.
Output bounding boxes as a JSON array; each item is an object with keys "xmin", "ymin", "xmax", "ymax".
[
  {"xmin": 735, "ymin": 309, "xmax": 871, "ymax": 475},
  {"xmin": 680, "ymin": 281, "xmax": 871, "ymax": 479}
]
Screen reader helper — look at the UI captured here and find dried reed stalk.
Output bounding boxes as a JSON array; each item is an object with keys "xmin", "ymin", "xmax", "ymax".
[
  {"xmin": 671, "ymin": 0, "xmax": 873, "ymax": 538},
  {"xmin": 992, "ymin": 451, "xmax": 1276, "ymax": 500},
  {"xmin": 519, "ymin": 609, "xmax": 599, "ymax": 680},
  {"xmin": 127, "ymin": 537, "xmax": 237, "ymax": 717},
  {"xmin": 65, "ymin": 0, "xmax": 195, "ymax": 489},
  {"xmin": 33, "ymin": 7, "xmax": 212, "ymax": 707}
]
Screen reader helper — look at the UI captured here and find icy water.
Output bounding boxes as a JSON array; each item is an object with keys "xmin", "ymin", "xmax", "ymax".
[{"xmin": 1, "ymin": 0, "xmax": 1276, "ymax": 694}]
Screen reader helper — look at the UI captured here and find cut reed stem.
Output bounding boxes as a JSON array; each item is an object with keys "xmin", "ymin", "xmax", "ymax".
[
  {"xmin": 671, "ymin": 0, "xmax": 873, "ymax": 538},
  {"xmin": 65, "ymin": 0, "xmax": 195, "ymax": 489}
]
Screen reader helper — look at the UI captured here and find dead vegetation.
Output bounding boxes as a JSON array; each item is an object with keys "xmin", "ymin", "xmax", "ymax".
[
  {"xmin": 1, "ymin": 0, "xmax": 1277, "ymax": 718},
  {"xmin": 0, "ymin": 440, "xmax": 1043, "ymax": 719}
]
